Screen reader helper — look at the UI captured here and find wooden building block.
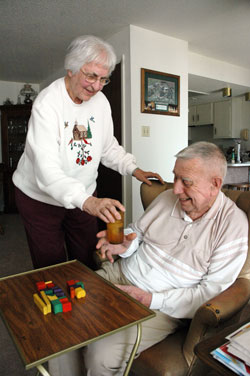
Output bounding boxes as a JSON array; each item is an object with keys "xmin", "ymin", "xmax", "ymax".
[
  {"xmin": 75, "ymin": 281, "xmax": 84, "ymax": 289},
  {"xmin": 59, "ymin": 298, "xmax": 69, "ymax": 303},
  {"xmin": 44, "ymin": 289, "xmax": 54, "ymax": 295},
  {"xmin": 47, "ymin": 295, "xmax": 58, "ymax": 301},
  {"xmin": 51, "ymin": 299, "xmax": 63, "ymax": 314},
  {"xmin": 55, "ymin": 291, "xmax": 65, "ymax": 297},
  {"xmin": 46, "ymin": 283, "xmax": 55, "ymax": 288},
  {"xmin": 62, "ymin": 301, "xmax": 72, "ymax": 312},
  {"xmin": 67, "ymin": 280, "xmax": 76, "ymax": 287},
  {"xmin": 40, "ymin": 291, "xmax": 51, "ymax": 313},
  {"xmin": 75, "ymin": 287, "xmax": 86, "ymax": 299},
  {"xmin": 36, "ymin": 281, "xmax": 46, "ymax": 291},
  {"xmin": 70, "ymin": 287, "xmax": 75, "ymax": 299},
  {"xmin": 33, "ymin": 293, "xmax": 48, "ymax": 315}
]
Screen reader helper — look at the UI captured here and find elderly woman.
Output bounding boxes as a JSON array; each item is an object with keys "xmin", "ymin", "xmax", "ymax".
[{"xmin": 13, "ymin": 35, "xmax": 163, "ymax": 270}]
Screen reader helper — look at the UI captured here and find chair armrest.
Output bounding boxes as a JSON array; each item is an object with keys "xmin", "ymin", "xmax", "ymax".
[
  {"xmin": 198, "ymin": 278, "xmax": 250, "ymax": 323},
  {"xmin": 183, "ymin": 278, "xmax": 250, "ymax": 366}
]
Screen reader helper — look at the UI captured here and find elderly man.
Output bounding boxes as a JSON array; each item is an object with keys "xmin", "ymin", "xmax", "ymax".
[{"xmin": 82, "ymin": 141, "xmax": 248, "ymax": 376}]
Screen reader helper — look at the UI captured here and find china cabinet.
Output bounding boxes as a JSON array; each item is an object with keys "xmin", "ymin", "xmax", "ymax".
[{"xmin": 0, "ymin": 104, "xmax": 32, "ymax": 212}]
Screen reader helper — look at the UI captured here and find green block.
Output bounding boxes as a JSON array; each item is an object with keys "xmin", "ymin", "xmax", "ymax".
[
  {"xmin": 44, "ymin": 289, "xmax": 54, "ymax": 295},
  {"xmin": 51, "ymin": 299, "xmax": 63, "ymax": 314},
  {"xmin": 76, "ymin": 281, "xmax": 84, "ymax": 289}
]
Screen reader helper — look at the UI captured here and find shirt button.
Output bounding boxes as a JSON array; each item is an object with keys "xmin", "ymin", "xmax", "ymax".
[{"xmin": 184, "ymin": 235, "xmax": 188, "ymax": 239}]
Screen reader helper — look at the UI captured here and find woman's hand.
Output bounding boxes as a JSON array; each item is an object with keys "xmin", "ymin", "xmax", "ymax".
[
  {"xmin": 133, "ymin": 168, "xmax": 164, "ymax": 186},
  {"xmin": 96, "ymin": 230, "xmax": 137, "ymax": 263},
  {"xmin": 82, "ymin": 197, "xmax": 125, "ymax": 223}
]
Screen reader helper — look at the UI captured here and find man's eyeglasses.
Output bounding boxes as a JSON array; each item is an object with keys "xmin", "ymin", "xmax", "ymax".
[{"xmin": 80, "ymin": 69, "xmax": 110, "ymax": 86}]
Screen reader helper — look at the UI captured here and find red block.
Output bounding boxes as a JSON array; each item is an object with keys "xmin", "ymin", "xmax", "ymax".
[
  {"xmin": 59, "ymin": 297, "xmax": 69, "ymax": 303},
  {"xmin": 70, "ymin": 287, "xmax": 75, "ymax": 299},
  {"xmin": 67, "ymin": 280, "xmax": 76, "ymax": 287},
  {"xmin": 36, "ymin": 281, "xmax": 46, "ymax": 291},
  {"xmin": 46, "ymin": 283, "xmax": 55, "ymax": 288},
  {"xmin": 62, "ymin": 301, "xmax": 72, "ymax": 312}
]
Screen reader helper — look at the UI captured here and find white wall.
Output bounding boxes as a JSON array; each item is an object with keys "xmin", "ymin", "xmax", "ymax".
[
  {"xmin": 40, "ymin": 68, "xmax": 65, "ymax": 90},
  {"xmin": 0, "ymin": 80, "xmax": 40, "ymax": 106},
  {"xmin": 130, "ymin": 26, "xmax": 188, "ymax": 219},
  {"xmin": 189, "ymin": 52, "xmax": 250, "ymax": 87},
  {"xmin": 107, "ymin": 26, "xmax": 188, "ymax": 221}
]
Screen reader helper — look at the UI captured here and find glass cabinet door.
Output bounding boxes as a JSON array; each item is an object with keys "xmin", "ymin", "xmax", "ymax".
[
  {"xmin": 0, "ymin": 104, "xmax": 32, "ymax": 212},
  {"xmin": 7, "ymin": 115, "xmax": 29, "ymax": 169}
]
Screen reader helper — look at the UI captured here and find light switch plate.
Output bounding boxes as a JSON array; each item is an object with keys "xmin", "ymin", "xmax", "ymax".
[{"xmin": 141, "ymin": 126, "xmax": 150, "ymax": 137}]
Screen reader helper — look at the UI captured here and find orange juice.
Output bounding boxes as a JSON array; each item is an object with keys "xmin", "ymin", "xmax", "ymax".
[{"xmin": 107, "ymin": 211, "xmax": 124, "ymax": 244}]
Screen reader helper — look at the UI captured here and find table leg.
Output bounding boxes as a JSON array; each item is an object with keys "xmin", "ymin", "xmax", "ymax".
[
  {"xmin": 123, "ymin": 322, "xmax": 142, "ymax": 376},
  {"xmin": 36, "ymin": 364, "xmax": 51, "ymax": 376}
]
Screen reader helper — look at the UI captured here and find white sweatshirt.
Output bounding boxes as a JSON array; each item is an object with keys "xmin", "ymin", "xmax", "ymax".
[
  {"xmin": 120, "ymin": 189, "xmax": 248, "ymax": 318},
  {"xmin": 13, "ymin": 78, "xmax": 137, "ymax": 209}
]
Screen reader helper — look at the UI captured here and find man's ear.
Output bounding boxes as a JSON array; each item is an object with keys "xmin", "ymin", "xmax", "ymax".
[
  {"xmin": 67, "ymin": 69, "xmax": 73, "ymax": 78},
  {"xmin": 211, "ymin": 177, "xmax": 223, "ymax": 193}
]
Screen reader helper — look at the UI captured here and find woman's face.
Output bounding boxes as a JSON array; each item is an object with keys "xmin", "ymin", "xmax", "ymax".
[{"xmin": 66, "ymin": 61, "xmax": 110, "ymax": 104}]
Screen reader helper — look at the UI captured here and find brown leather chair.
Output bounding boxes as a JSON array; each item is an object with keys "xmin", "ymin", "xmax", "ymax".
[{"xmin": 129, "ymin": 180, "xmax": 250, "ymax": 376}]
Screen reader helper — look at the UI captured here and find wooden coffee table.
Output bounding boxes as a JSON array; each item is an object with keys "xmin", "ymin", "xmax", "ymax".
[{"xmin": 0, "ymin": 260, "xmax": 155, "ymax": 376}]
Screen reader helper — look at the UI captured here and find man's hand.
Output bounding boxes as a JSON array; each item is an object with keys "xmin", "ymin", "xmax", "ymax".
[
  {"xmin": 133, "ymin": 168, "xmax": 164, "ymax": 186},
  {"xmin": 116, "ymin": 285, "xmax": 152, "ymax": 307},
  {"xmin": 82, "ymin": 196, "xmax": 125, "ymax": 223},
  {"xmin": 96, "ymin": 231, "xmax": 137, "ymax": 263}
]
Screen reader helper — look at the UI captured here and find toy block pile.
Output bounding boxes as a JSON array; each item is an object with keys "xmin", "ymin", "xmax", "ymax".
[
  {"xmin": 33, "ymin": 279, "xmax": 86, "ymax": 316},
  {"xmin": 67, "ymin": 279, "xmax": 86, "ymax": 299}
]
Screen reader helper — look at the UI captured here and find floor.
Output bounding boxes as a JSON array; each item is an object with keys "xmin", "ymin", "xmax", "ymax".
[{"xmin": 0, "ymin": 213, "xmax": 37, "ymax": 376}]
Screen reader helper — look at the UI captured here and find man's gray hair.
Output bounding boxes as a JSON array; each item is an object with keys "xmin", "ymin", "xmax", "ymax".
[
  {"xmin": 64, "ymin": 35, "xmax": 117, "ymax": 75},
  {"xmin": 175, "ymin": 141, "xmax": 227, "ymax": 179}
]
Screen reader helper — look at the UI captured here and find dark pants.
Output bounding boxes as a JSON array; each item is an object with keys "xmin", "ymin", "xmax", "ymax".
[{"xmin": 15, "ymin": 187, "xmax": 98, "ymax": 269}]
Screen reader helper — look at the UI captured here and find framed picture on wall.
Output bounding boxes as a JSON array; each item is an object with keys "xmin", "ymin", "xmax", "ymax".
[{"xmin": 141, "ymin": 68, "xmax": 180, "ymax": 116}]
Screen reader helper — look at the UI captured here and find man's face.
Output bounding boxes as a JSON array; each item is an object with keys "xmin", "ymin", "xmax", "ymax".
[
  {"xmin": 66, "ymin": 61, "xmax": 110, "ymax": 103},
  {"xmin": 173, "ymin": 158, "xmax": 219, "ymax": 220}
]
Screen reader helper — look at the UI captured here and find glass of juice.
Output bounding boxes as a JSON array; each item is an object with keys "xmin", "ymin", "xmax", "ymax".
[{"xmin": 106, "ymin": 211, "xmax": 124, "ymax": 244}]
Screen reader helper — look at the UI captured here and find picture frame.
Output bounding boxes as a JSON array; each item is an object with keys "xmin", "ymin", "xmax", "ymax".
[{"xmin": 141, "ymin": 68, "xmax": 180, "ymax": 116}]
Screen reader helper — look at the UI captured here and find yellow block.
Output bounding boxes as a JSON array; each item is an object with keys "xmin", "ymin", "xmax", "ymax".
[
  {"xmin": 47, "ymin": 295, "xmax": 58, "ymax": 301},
  {"xmin": 33, "ymin": 293, "xmax": 48, "ymax": 315},
  {"xmin": 45, "ymin": 280, "xmax": 53, "ymax": 285},
  {"xmin": 40, "ymin": 291, "xmax": 51, "ymax": 313},
  {"xmin": 75, "ymin": 287, "xmax": 86, "ymax": 299}
]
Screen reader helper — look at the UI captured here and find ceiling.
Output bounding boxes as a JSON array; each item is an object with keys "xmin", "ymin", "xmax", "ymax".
[{"xmin": 1, "ymin": 0, "xmax": 250, "ymax": 101}]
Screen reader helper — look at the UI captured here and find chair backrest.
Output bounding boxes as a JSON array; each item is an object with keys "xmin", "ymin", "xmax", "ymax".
[
  {"xmin": 140, "ymin": 181, "xmax": 250, "ymax": 280},
  {"xmin": 222, "ymin": 188, "xmax": 250, "ymax": 279},
  {"xmin": 140, "ymin": 180, "xmax": 173, "ymax": 210}
]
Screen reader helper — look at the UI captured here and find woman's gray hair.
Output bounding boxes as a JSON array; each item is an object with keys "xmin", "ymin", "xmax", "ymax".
[
  {"xmin": 176, "ymin": 141, "xmax": 227, "ymax": 180},
  {"xmin": 64, "ymin": 35, "xmax": 117, "ymax": 75}
]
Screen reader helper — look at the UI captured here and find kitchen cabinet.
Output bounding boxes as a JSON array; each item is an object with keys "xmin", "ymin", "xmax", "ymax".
[
  {"xmin": 188, "ymin": 103, "xmax": 213, "ymax": 126},
  {"xmin": 213, "ymin": 98, "xmax": 242, "ymax": 139},
  {"xmin": 0, "ymin": 104, "xmax": 31, "ymax": 212}
]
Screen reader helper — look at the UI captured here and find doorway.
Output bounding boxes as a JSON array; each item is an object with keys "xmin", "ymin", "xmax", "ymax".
[{"xmin": 97, "ymin": 62, "xmax": 122, "ymax": 229}]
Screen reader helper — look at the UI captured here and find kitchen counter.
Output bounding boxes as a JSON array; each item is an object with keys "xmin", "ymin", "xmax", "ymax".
[
  {"xmin": 227, "ymin": 162, "xmax": 250, "ymax": 167},
  {"xmin": 224, "ymin": 163, "xmax": 250, "ymax": 184}
]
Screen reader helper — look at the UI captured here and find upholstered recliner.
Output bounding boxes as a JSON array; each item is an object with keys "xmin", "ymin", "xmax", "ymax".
[{"xmin": 129, "ymin": 180, "xmax": 250, "ymax": 376}]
